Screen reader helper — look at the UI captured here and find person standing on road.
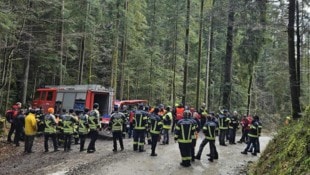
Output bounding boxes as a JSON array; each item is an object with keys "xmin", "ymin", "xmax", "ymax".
[
  {"xmin": 109, "ymin": 105, "xmax": 126, "ymax": 152},
  {"xmin": 132, "ymin": 104, "xmax": 149, "ymax": 152},
  {"xmin": 161, "ymin": 106, "xmax": 173, "ymax": 145},
  {"xmin": 238, "ymin": 115, "xmax": 249, "ymax": 143},
  {"xmin": 241, "ymin": 115, "xmax": 260, "ymax": 156},
  {"xmin": 219, "ymin": 109, "xmax": 229, "ymax": 146},
  {"xmin": 63, "ymin": 109, "xmax": 78, "ymax": 152},
  {"xmin": 24, "ymin": 109, "xmax": 37, "ymax": 153},
  {"xmin": 87, "ymin": 103, "xmax": 101, "ymax": 153},
  {"xmin": 14, "ymin": 109, "xmax": 25, "ymax": 147},
  {"xmin": 228, "ymin": 111, "xmax": 239, "ymax": 144},
  {"xmin": 78, "ymin": 108, "xmax": 89, "ymax": 152},
  {"xmin": 44, "ymin": 108, "xmax": 58, "ymax": 152},
  {"xmin": 195, "ymin": 115, "xmax": 218, "ymax": 162},
  {"xmin": 148, "ymin": 108, "xmax": 163, "ymax": 156},
  {"xmin": 6, "ymin": 103, "xmax": 21, "ymax": 143},
  {"xmin": 174, "ymin": 110, "xmax": 196, "ymax": 167},
  {"xmin": 198, "ymin": 103, "xmax": 208, "ymax": 129}
]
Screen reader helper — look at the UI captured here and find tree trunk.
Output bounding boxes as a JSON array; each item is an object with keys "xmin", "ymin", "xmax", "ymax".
[
  {"xmin": 288, "ymin": 0, "xmax": 301, "ymax": 119},
  {"xmin": 78, "ymin": 1, "xmax": 89, "ymax": 85},
  {"xmin": 119, "ymin": 0, "xmax": 128, "ymax": 100},
  {"xmin": 172, "ymin": 0, "xmax": 179, "ymax": 106},
  {"xmin": 182, "ymin": 0, "xmax": 190, "ymax": 106},
  {"xmin": 222, "ymin": 0, "xmax": 235, "ymax": 110},
  {"xmin": 59, "ymin": 0, "xmax": 65, "ymax": 85},
  {"xmin": 246, "ymin": 73, "xmax": 253, "ymax": 116},
  {"xmin": 205, "ymin": 0, "xmax": 215, "ymax": 111},
  {"xmin": 111, "ymin": 1, "xmax": 121, "ymax": 97},
  {"xmin": 296, "ymin": 0, "xmax": 301, "ymax": 98},
  {"xmin": 195, "ymin": 0, "xmax": 204, "ymax": 110}
]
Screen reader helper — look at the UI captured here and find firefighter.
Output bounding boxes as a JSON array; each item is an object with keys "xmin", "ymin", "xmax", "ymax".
[
  {"xmin": 78, "ymin": 108, "xmax": 89, "ymax": 152},
  {"xmin": 87, "ymin": 103, "xmax": 101, "ymax": 153},
  {"xmin": 174, "ymin": 110, "xmax": 196, "ymax": 167},
  {"xmin": 120, "ymin": 105, "xmax": 129, "ymax": 138},
  {"xmin": 63, "ymin": 109, "xmax": 78, "ymax": 152},
  {"xmin": 72, "ymin": 111, "xmax": 80, "ymax": 145},
  {"xmin": 241, "ymin": 115, "xmax": 260, "ymax": 156},
  {"xmin": 14, "ymin": 109, "xmax": 25, "ymax": 146},
  {"xmin": 195, "ymin": 115, "xmax": 218, "ymax": 162},
  {"xmin": 228, "ymin": 111, "xmax": 239, "ymax": 144},
  {"xmin": 198, "ymin": 103, "xmax": 208, "ymax": 128},
  {"xmin": 44, "ymin": 107, "xmax": 58, "ymax": 152},
  {"xmin": 148, "ymin": 108, "xmax": 163, "ymax": 156},
  {"xmin": 189, "ymin": 108, "xmax": 200, "ymax": 161},
  {"xmin": 162, "ymin": 106, "xmax": 173, "ymax": 145},
  {"xmin": 132, "ymin": 104, "xmax": 149, "ymax": 152},
  {"xmin": 109, "ymin": 105, "xmax": 126, "ymax": 152},
  {"xmin": 219, "ymin": 109, "xmax": 230, "ymax": 146}
]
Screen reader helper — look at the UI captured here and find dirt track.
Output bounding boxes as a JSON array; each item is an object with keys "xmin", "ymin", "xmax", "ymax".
[{"xmin": 0, "ymin": 133, "xmax": 271, "ymax": 175}]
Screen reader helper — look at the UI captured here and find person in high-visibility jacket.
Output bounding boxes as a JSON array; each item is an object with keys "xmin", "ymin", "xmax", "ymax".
[
  {"xmin": 218, "ymin": 109, "xmax": 230, "ymax": 146},
  {"xmin": 78, "ymin": 108, "xmax": 89, "ymax": 152},
  {"xmin": 132, "ymin": 104, "xmax": 149, "ymax": 152},
  {"xmin": 241, "ymin": 115, "xmax": 260, "ymax": 156},
  {"xmin": 87, "ymin": 103, "xmax": 101, "ymax": 153},
  {"xmin": 109, "ymin": 105, "xmax": 126, "ymax": 152},
  {"xmin": 63, "ymin": 109, "xmax": 78, "ymax": 152},
  {"xmin": 148, "ymin": 108, "xmax": 163, "ymax": 156},
  {"xmin": 162, "ymin": 106, "xmax": 173, "ymax": 145},
  {"xmin": 195, "ymin": 115, "xmax": 218, "ymax": 162},
  {"xmin": 174, "ymin": 110, "xmax": 196, "ymax": 167},
  {"xmin": 189, "ymin": 108, "xmax": 200, "ymax": 162},
  {"xmin": 44, "ymin": 107, "xmax": 58, "ymax": 152}
]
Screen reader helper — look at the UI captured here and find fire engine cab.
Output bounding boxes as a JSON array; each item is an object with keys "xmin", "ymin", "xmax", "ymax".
[{"xmin": 32, "ymin": 84, "xmax": 114, "ymax": 116}]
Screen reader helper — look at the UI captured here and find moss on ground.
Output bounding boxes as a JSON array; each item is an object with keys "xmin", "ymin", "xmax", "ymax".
[{"xmin": 249, "ymin": 107, "xmax": 310, "ymax": 175}]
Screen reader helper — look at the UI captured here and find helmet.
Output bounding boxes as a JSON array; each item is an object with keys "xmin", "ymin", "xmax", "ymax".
[
  {"xmin": 48, "ymin": 107, "xmax": 54, "ymax": 114},
  {"xmin": 183, "ymin": 110, "xmax": 192, "ymax": 118},
  {"xmin": 93, "ymin": 103, "xmax": 99, "ymax": 109}
]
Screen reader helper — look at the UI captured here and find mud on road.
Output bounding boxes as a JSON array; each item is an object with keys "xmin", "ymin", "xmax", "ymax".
[{"xmin": 0, "ymin": 133, "xmax": 271, "ymax": 175}]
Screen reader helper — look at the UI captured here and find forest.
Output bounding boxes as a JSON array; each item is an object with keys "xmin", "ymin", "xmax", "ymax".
[{"xmin": 0, "ymin": 0, "xmax": 309, "ymax": 121}]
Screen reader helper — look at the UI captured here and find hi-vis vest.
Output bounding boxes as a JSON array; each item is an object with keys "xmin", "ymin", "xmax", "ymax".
[
  {"xmin": 44, "ymin": 114, "xmax": 56, "ymax": 134},
  {"xmin": 110, "ymin": 112, "xmax": 125, "ymax": 132},
  {"xmin": 163, "ymin": 112, "xmax": 173, "ymax": 129},
  {"xmin": 89, "ymin": 109, "xmax": 100, "ymax": 130},
  {"xmin": 63, "ymin": 115, "xmax": 75, "ymax": 134},
  {"xmin": 78, "ymin": 114, "xmax": 89, "ymax": 134}
]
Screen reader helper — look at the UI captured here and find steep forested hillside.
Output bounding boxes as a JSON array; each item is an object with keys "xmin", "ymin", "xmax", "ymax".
[{"xmin": 249, "ymin": 106, "xmax": 310, "ymax": 175}]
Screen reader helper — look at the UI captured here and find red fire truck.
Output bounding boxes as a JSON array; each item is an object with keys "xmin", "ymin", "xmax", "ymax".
[{"xmin": 32, "ymin": 84, "xmax": 114, "ymax": 116}]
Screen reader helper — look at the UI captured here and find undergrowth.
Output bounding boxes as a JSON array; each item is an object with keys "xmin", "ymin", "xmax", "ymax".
[{"xmin": 249, "ymin": 107, "xmax": 310, "ymax": 175}]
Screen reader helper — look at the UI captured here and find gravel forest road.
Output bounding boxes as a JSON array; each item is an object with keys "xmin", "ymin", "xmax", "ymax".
[{"xmin": 0, "ymin": 133, "xmax": 271, "ymax": 175}]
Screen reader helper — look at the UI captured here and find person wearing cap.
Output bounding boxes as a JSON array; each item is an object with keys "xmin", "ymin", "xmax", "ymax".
[
  {"xmin": 78, "ymin": 108, "xmax": 90, "ymax": 152},
  {"xmin": 109, "ymin": 105, "xmax": 126, "ymax": 152},
  {"xmin": 43, "ymin": 107, "xmax": 58, "ymax": 152},
  {"xmin": 195, "ymin": 114, "xmax": 218, "ymax": 162},
  {"xmin": 87, "ymin": 103, "xmax": 100, "ymax": 153},
  {"xmin": 63, "ymin": 109, "xmax": 78, "ymax": 152},
  {"xmin": 198, "ymin": 103, "xmax": 208, "ymax": 128},
  {"xmin": 161, "ymin": 106, "xmax": 173, "ymax": 145},
  {"xmin": 132, "ymin": 104, "xmax": 149, "ymax": 152},
  {"xmin": 218, "ymin": 109, "xmax": 230, "ymax": 146},
  {"xmin": 174, "ymin": 110, "xmax": 196, "ymax": 167},
  {"xmin": 148, "ymin": 108, "xmax": 163, "ymax": 156},
  {"xmin": 228, "ymin": 111, "xmax": 239, "ymax": 144},
  {"xmin": 24, "ymin": 109, "xmax": 37, "ymax": 153}
]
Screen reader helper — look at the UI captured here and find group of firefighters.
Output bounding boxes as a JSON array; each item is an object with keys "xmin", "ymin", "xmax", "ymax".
[{"xmin": 5, "ymin": 102, "xmax": 262, "ymax": 168}]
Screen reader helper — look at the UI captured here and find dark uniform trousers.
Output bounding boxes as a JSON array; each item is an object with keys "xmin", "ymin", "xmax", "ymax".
[
  {"xmin": 219, "ymin": 129, "xmax": 227, "ymax": 145},
  {"xmin": 133, "ymin": 130, "xmax": 145, "ymax": 151},
  {"xmin": 87, "ymin": 130, "xmax": 98, "ymax": 152},
  {"xmin": 113, "ymin": 131, "xmax": 124, "ymax": 150},
  {"xmin": 79, "ymin": 134, "xmax": 87, "ymax": 151},
  {"xmin": 64, "ymin": 134, "xmax": 72, "ymax": 151},
  {"xmin": 196, "ymin": 139, "xmax": 218, "ymax": 159},
  {"xmin": 151, "ymin": 134, "xmax": 159, "ymax": 154},
  {"xmin": 44, "ymin": 133, "xmax": 58, "ymax": 151},
  {"xmin": 179, "ymin": 142, "xmax": 192, "ymax": 165}
]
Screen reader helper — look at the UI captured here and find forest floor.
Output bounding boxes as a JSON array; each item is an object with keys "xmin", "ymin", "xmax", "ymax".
[{"xmin": 0, "ymin": 131, "xmax": 271, "ymax": 175}]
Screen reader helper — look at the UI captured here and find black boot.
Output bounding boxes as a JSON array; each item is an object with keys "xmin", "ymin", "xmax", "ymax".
[{"xmin": 133, "ymin": 144, "xmax": 138, "ymax": 151}]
